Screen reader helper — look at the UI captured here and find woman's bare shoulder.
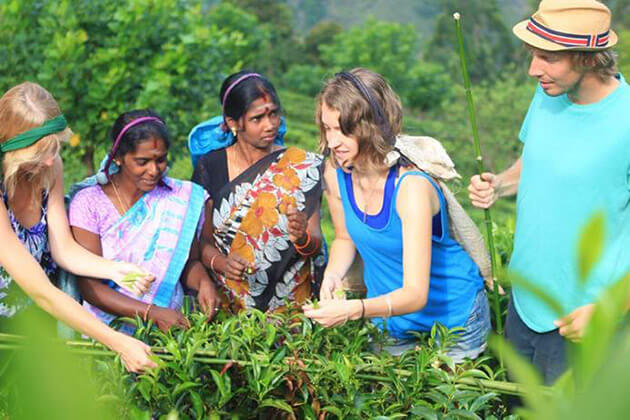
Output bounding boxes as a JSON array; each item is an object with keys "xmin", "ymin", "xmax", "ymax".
[{"xmin": 322, "ymin": 159, "xmax": 341, "ymax": 197}]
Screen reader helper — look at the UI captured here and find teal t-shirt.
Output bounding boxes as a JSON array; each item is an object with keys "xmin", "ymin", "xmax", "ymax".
[{"xmin": 511, "ymin": 76, "xmax": 630, "ymax": 332}]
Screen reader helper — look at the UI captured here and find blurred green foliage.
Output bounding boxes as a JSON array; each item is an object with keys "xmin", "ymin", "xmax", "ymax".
[
  {"xmin": 427, "ymin": 0, "xmax": 520, "ymax": 84},
  {"xmin": 492, "ymin": 214, "xmax": 630, "ymax": 420},
  {"xmin": 0, "ymin": 0, "xmax": 269, "ymax": 175},
  {"xmin": 281, "ymin": 65, "xmax": 331, "ymax": 97},
  {"xmin": 319, "ymin": 17, "xmax": 453, "ymax": 110},
  {"xmin": 0, "ymin": 309, "xmax": 112, "ymax": 419}
]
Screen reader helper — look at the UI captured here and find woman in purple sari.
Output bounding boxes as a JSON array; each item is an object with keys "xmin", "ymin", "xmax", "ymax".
[{"xmin": 69, "ymin": 110, "xmax": 219, "ymax": 333}]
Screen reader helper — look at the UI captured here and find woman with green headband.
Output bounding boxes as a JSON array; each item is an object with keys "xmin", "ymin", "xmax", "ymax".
[{"xmin": 0, "ymin": 82, "xmax": 157, "ymax": 373}]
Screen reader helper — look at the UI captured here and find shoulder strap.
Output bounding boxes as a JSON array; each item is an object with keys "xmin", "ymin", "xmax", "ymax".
[{"xmin": 395, "ymin": 170, "xmax": 448, "ymax": 239}]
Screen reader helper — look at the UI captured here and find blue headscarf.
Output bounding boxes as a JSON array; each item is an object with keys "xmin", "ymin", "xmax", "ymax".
[{"xmin": 187, "ymin": 115, "xmax": 286, "ymax": 168}]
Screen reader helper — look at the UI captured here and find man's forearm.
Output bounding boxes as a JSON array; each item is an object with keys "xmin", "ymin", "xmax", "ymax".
[{"xmin": 496, "ymin": 158, "xmax": 522, "ymax": 198}]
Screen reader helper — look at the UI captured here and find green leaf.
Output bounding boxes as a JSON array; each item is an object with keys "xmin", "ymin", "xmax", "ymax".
[
  {"xmin": 210, "ymin": 370, "xmax": 227, "ymax": 398},
  {"xmin": 488, "ymin": 334, "xmax": 547, "ymax": 409},
  {"xmin": 571, "ymin": 275, "xmax": 630, "ymax": 390},
  {"xmin": 259, "ymin": 398, "xmax": 294, "ymax": 413},
  {"xmin": 577, "ymin": 212, "xmax": 605, "ymax": 282},
  {"xmin": 137, "ymin": 380, "xmax": 152, "ymax": 402},
  {"xmin": 129, "ymin": 406, "xmax": 152, "ymax": 420},
  {"xmin": 322, "ymin": 406, "xmax": 344, "ymax": 417},
  {"xmin": 508, "ymin": 272, "xmax": 564, "ymax": 316},
  {"xmin": 173, "ymin": 381, "xmax": 199, "ymax": 397},
  {"xmin": 269, "ymin": 346, "xmax": 287, "ymax": 365},
  {"xmin": 445, "ymin": 409, "xmax": 481, "ymax": 420},
  {"xmin": 409, "ymin": 405, "xmax": 438, "ymax": 420},
  {"xmin": 264, "ymin": 323, "xmax": 277, "ymax": 348},
  {"xmin": 469, "ymin": 392, "xmax": 499, "ymax": 412},
  {"xmin": 190, "ymin": 391, "xmax": 204, "ymax": 419}
]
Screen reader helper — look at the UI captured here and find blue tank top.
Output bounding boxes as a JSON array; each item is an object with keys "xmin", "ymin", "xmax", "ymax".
[
  {"xmin": 343, "ymin": 166, "xmax": 398, "ymax": 229},
  {"xmin": 337, "ymin": 169, "xmax": 483, "ymax": 338}
]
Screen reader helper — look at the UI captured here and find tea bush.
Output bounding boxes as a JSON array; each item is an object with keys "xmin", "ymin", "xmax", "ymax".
[{"xmin": 93, "ymin": 304, "xmax": 512, "ymax": 419}]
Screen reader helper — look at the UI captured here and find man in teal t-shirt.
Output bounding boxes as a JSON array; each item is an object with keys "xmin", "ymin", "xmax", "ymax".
[{"xmin": 468, "ymin": 0, "xmax": 630, "ymax": 384}]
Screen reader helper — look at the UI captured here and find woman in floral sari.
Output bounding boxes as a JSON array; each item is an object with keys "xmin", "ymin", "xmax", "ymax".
[
  {"xmin": 69, "ymin": 110, "xmax": 219, "ymax": 333},
  {"xmin": 190, "ymin": 71, "xmax": 325, "ymax": 311}
]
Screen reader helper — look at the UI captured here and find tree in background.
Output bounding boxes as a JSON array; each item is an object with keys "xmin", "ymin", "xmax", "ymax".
[
  {"xmin": 427, "ymin": 0, "xmax": 518, "ymax": 83},
  {"xmin": 303, "ymin": 21, "xmax": 344, "ymax": 65},
  {"xmin": 615, "ymin": 29, "xmax": 630, "ymax": 75},
  {"xmin": 321, "ymin": 17, "xmax": 418, "ymax": 92},
  {"xmin": 0, "ymin": 0, "xmax": 268, "ymax": 175},
  {"xmin": 281, "ymin": 20, "xmax": 341, "ymax": 96},
  {"xmin": 288, "ymin": 0, "xmax": 329, "ymax": 32},
  {"xmin": 225, "ymin": 0, "xmax": 302, "ymax": 78},
  {"xmin": 610, "ymin": 0, "xmax": 630, "ymax": 29},
  {"xmin": 320, "ymin": 17, "xmax": 452, "ymax": 110}
]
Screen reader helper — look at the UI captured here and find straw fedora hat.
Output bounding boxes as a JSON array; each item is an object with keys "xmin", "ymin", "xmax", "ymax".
[{"xmin": 513, "ymin": 0, "xmax": 618, "ymax": 51}]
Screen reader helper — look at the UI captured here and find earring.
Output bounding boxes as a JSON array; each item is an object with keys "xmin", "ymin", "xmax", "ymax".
[
  {"xmin": 114, "ymin": 160, "xmax": 121, "ymax": 166},
  {"xmin": 231, "ymin": 127, "xmax": 237, "ymax": 137}
]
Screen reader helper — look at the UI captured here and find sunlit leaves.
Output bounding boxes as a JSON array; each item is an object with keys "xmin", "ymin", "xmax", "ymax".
[
  {"xmin": 84, "ymin": 303, "xmax": 508, "ymax": 418},
  {"xmin": 577, "ymin": 212, "xmax": 605, "ymax": 283}
]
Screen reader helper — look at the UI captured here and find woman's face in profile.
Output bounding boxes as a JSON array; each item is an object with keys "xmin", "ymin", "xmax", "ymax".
[{"xmin": 320, "ymin": 102, "xmax": 358, "ymax": 168}]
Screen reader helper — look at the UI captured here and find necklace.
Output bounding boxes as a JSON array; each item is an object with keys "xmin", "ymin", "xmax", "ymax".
[
  {"xmin": 355, "ymin": 175, "xmax": 379, "ymax": 223},
  {"xmin": 111, "ymin": 180, "xmax": 130, "ymax": 214},
  {"xmin": 227, "ymin": 142, "xmax": 264, "ymax": 180}
]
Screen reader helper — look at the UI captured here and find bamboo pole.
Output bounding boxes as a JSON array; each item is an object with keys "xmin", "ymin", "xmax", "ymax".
[{"xmin": 453, "ymin": 12, "xmax": 503, "ymax": 336}]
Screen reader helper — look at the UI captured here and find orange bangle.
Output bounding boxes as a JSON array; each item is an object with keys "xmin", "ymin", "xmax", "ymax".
[
  {"xmin": 296, "ymin": 234, "xmax": 320, "ymax": 256},
  {"xmin": 294, "ymin": 231, "xmax": 311, "ymax": 250}
]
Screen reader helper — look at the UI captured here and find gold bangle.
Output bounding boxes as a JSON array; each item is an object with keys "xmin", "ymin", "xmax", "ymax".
[
  {"xmin": 143, "ymin": 303, "xmax": 153, "ymax": 322},
  {"xmin": 210, "ymin": 254, "xmax": 219, "ymax": 273},
  {"xmin": 385, "ymin": 295, "xmax": 392, "ymax": 318}
]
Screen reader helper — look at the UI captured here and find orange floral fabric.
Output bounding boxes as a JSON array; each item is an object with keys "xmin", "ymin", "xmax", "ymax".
[
  {"xmin": 205, "ymin": 146, "xmax": 325, "ymax": 312},
  {"xmin": 240, "ymin": 192, "xmax": 279, "ymax": 238}
]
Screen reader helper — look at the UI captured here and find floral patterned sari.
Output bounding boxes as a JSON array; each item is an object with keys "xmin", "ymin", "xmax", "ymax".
[{"xmin": 209, "ymin": 147, "xmax": 325, "ymax": 311}]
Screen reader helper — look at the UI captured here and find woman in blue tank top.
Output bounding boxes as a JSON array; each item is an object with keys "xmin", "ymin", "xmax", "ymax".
[{"xmin": 303, "ymin": 69, "xmax": 490, "ymax": 361}]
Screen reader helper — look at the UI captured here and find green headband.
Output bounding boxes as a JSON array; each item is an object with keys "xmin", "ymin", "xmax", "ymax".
[{"xmin": 0, "ymin": 115, "xmax": 67, "ymax": 154}]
